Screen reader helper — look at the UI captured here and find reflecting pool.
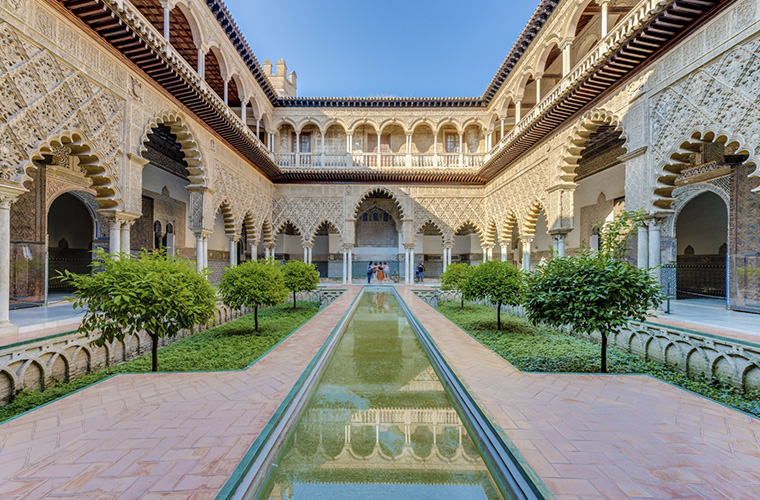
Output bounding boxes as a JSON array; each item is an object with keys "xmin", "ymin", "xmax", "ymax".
[{"xmin": 259, "ymin": 290, "xmax": 506, "ymax": 500}]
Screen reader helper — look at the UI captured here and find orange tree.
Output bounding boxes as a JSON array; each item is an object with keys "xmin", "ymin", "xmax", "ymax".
[{"xmin": 62, "ymin": 249, "xmax": 217, "ymax": 372}]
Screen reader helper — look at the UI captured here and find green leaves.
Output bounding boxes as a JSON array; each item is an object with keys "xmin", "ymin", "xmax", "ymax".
[
  {"xmin": 281, "ymin": 260, "xmax": 320, "ymax": 293},
  {"xmin": 219, "ymin": 259, "xmax": 289, "ymax": 310},
  {"xmin": 461, "ymin": 261, "xmax": 525, "ymax": 308},
  {"xmin": 61, "ymin": 248, "xmax": 217, "ymax": 348},
  {"xmin": 440, "ymin": 263, "xmax": 474, "ymax": 293}
]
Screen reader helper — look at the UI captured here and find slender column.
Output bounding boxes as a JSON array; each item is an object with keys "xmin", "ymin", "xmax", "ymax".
[
  {"xmin": 482, "ymin": 247, "xmax": 487, "ymax": 263},
  {"xmin": 0, "ymin": 195, "xmax": 17, "ymax": 333},
  {"xmin": 120, "ymin": 221, "xmax": 132, "ymax": 255},
  {"xmin": 648, "ymin": 218, "xmax": 662, "ymax": 284},
  {"xmin": 637, "ymin": 223, "xmax": 649, "ymax": 269},
  {"xmin": 241, "ymin": 100, "xmax": 247, "ymax": 124},
  {"xmin": 347, "ymin": 247, "xmax": 353, "ymax": 283},
  {"xmin": 256, "ymin": 119, "xmax": 260, "ymax": 137},
  {"xmin": 521, "ymin": 236, "xmax": 533, "ymax": 271},
  {"xmin": 554, "ymin": 233, "xmax": 566, "ymax": 257},
  {"xmin": 109, "ymin": 219, "xmax": 121, "ymax": 255},
  {"xmin": 403, "ymin": 249, "xmax": 408, "ymax": 284},
  {"xmin": 223, "ymin": 79, "xmax": 229, "ymax": 105},
  {"xmin": 410, "ymin": 249, "xmax": 415, "ymax": 282},
  {"xmin": 515, "ymin": 98, "xmax": 522, "ymax": 123},
  {"xmin": 535, "ymin": 73, "xmax": 543, "ymax": 103},
  {"xmin": 561, "ymin": 40, "xmax": 572, "ymax": 76},
  {"xmin": 500, "ymin": 119, "xmax": 505, "ymax": 137},
  {"xmin": 376, "ymin": 132, "xmax": 382, "ymax": 165},
  {"xmin": 198, "ymin": 49, "xmax": 205, "ymax": 78},
  {"xmin": 195, "ymin": 233, "xmax": 204, "ymax": 272},
  {"xmin": 162, "ymin": 1, "xmax": 170, "ymax": 40},
  {"xmin": 433, "ymin": 131, "xmax": 438, "ymax": 155},
  {"xmin": 342, "ymin": 249, "xmax": 347, "ymax": 284},
  {"xmin": 229, "ymin": 239, "xmax": 237, "ymax": 267},
  {"xmin": 202, "ymin": 237, "xmax": 208, "ymax": 269},
  {"xmin": 501, "ymin": 243, "xmax": 508, "ymax": 262},
  {"xmin": 601, "ymin": 0, "xmax": 609, "ymax": 37}
]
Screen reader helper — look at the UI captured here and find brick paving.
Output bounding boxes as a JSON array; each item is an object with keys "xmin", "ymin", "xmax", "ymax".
[
  {"xmin": 0, "ymin": 287, "xmax": 361, "ymax": 499},
  {"xmin": 399, "ymin": 288, "xmax": 760, "ymax": 500}
]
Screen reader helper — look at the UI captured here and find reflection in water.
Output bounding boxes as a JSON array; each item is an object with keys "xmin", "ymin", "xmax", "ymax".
[{"xmin": 260, "ymin": 291, "xmax": 505, "ymax": 500}]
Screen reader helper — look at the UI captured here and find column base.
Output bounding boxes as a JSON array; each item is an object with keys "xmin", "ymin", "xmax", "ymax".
[{"xmin": 0, "ymin": 321, "xmax": 18, "ymax": 336}]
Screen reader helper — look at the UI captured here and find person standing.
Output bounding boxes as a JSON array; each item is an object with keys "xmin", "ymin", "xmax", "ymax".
[
  {"xmin": 377, "ymin": 262, "xmax": 385, "ymax": 282},
  {"xmin": 367, "ymin": 262, "xmax": 374, "ymax": 284},
  {"xmin": 416, "ymin": 261, "xmax": 425, "ymax": 282},
  {"xmin": 383, "ymin": 262, "xmax": 390, "ymax": 283}
]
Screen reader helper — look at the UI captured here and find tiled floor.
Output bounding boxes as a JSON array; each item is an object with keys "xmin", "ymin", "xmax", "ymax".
[
  {"xmin": 399, "ymin": 288, "xmax": 760, "ymax": 500},
  {"xmin": 0, "ymin": 287, "xmax": 361, "ymax": 498}
]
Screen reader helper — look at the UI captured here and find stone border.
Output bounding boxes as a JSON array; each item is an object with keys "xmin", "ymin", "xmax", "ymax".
[{"xmin": 427, "ymin": 290, "xmax": 760, "ymax": 392}]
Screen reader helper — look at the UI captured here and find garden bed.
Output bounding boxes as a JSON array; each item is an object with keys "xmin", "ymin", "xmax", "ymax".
[
  {"xmin": 0, "ymin": 302, "xmax": 320, "ymax": 423},
  {"xmin": 437, "ymin": 302, "xmax": 760, "ymax": 418}
]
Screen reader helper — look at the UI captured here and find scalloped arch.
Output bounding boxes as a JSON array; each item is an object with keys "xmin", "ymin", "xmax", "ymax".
[
  {"xmin": 28, "ymin": 129, "xmax": 121, "ymax": 210},
  {"xmin": 139, "ymin": 110, "xmax": 208, "ymax": 188},
  {"xmin": 352, "ymin": 187, "xmax": 406, "ymax": 219},
  {"xmin": 561, "ymin": 109, "xmax": 627, "ymax": 183}
]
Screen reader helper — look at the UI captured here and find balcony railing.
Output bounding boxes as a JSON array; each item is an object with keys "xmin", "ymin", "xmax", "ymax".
[{"xmin": 274, "ymin": 152, "xmax": 485, "ymax": 170}]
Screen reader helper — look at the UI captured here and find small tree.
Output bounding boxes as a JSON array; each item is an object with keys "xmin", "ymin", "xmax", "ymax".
[
  {"xmin": 440, "ymin": 263, "xmax": 474, "ymax": 309},
  {"xmin": 281, "ymin": 260, "xmax": 320, "ymax": 309},
  {"xmin": 524, "ymin": 211, "xmax": 661, "ymax": 373},
  {"xmin": 62, "ymin": 249, "xmax": 217, "ymax": 372},
  {"xmin": 219, "ymin": 259, "xmax": 288, "ymax": 331},
  {"xmin": 461, "ymin": 261, "xmax": 524, "ymax": 330}
]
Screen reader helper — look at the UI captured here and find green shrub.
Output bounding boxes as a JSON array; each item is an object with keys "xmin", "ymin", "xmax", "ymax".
[
  {"xmin": 438, "ymin": 303, "xmax": 760, "ymax": 418},
  {"xmin": 0, "ymin": 302, "xmax": 319, "ymax": 423}
]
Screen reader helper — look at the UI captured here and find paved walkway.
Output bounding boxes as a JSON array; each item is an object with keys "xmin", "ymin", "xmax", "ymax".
[
  {"xmin": 647, "ymin": 299, "xmax": 760, "ymax": 344},
  {"xmin": 0, "ymin": 287, "xmax": 360, "ymax": 498},
  {"xmin": 400, "ymin": 288, "xmax": 760, "ymax": 500}
]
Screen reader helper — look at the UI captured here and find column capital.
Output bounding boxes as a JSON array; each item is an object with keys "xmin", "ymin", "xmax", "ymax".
[
  {"xmin": 193, "ymin": 229, "xmax": 213, "ymax": 238},
  {"xmin": 559, "ymin": 37, "xmax": 575, "ymax": 50},
  {"xmin": 548, "ymin": 229, "xmax": 571, "ymax": 237},
  {"xmin": 0, "ymin": 183, "xmax": 26, "ymax": 207},
  {"xmin": 519, "ymin": 235, "xmax": 534, "ymax": 244}
]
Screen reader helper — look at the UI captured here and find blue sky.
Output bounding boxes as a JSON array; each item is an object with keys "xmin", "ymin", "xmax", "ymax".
[{"xmin": 224, "ymin": 0, "xmax": 540, "ymax": 98}]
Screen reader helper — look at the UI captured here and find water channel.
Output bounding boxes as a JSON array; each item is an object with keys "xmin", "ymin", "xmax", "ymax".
[{"xmin": 258, "ymin": 289, "xmax": 507, "ymax": 499}]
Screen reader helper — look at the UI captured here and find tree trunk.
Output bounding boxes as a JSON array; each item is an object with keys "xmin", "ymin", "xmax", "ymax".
[
  {"xmin": 601, "ymin": 332, "xmax": 608, "ymax": 373},
  {"xmin": 497, "ymin": 302, "xmax": 502, "ymax": 330},
  {"xmin": 254, "ymin": 305, "xmax": 259, "ymax": 332},
  {"xmin": 149, "ymin": 333, "xmax": 159, "ymax": 372},
  {"xmin": 461, "ymin": 295, "xmax": 464, "ymax": 309},
  {"xmin": 293, "ymin": 290, "xmax": 297, "ymax": 310}
]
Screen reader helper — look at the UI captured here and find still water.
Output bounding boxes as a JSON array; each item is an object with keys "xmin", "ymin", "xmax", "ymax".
[{"xmin": 259, "ymin": 290, "xmax": 506, "ymax": 500}]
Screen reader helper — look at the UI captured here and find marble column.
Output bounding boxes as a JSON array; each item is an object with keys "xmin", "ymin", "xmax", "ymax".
[
  {"xmin": 109, "ymin": 219, "xmax": 121, "ymax": 255},
  {"xmin": 521, "ymin": 236, "xmax": 533, "ymax": 271},
  {"xmin": 342, "ymin": 249, "xmax": 347, "ymax": 284},
  {"xmin": 120, "ymin": 221, "xmax": 132, "ymax": 255},
  {"xmin": 409, "ymin": 249, "xmax": 415, "ymax": 282},
  {"xmin": 501, "ymin": 243, "xmax": 508, "ymax": 262},
  {"xmin": 195, "ymin": 232, "xmax": 204, "ymax": 272},
  {"xmin": 551, "ymin": 232, "xmax": 567, "ymax": 257},
  {"xmin": 637, "ymin": 224, "xmax": 649, "ymax": 269},
  {"xmin": 229, "ymin": 239, "xmax": 237, "ymax": 267},
  {"xmin": 347, "ymin": 247, "xmax": 353, "ymax": 283},
  {"xmin": 202, "ymin": 236, "xmax": 209, "ymax": 269},
  {"xmin": 648, "ymin": 218, "xmax": 662, "ymax": 283},
  {"xmin": 0, "ymin": 192, "xmax": 21, "ymax": 335}
]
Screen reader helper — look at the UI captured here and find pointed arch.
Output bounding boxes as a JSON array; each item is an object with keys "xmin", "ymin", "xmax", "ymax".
[
  {"xmin": 139, "ymin": 110, "xmax": 207, "ymax": 187},
  {"xmin": 307, "ymin": 220, "xmax": 343, "ymax": 245},
  {"xmin": 274, "ymin": 219, "xmax": 304, "ymax": 240},
  {"xmin": 454, "ymin": 220, "xmax": 485, "ymax": 240},
  {"xmin": 352, "ymin": 187, "xmax": 405, "ymax": 219}
]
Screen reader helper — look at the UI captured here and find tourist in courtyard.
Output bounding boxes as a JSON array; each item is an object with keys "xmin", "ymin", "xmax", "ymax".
[
  {"xmin": 383, "ymin": 262, "xmax": 390, "ymax": 282},
  {"xmin": 416, "ymin": 261, "xmax": 425, "ymax": 282},
  {"xmin": 377, "ymin": 262, "xmax": 384, "ymax": 282},
  {"xmin": 367, "ymin": 262, "xmax": 373, "ymax": 284}
]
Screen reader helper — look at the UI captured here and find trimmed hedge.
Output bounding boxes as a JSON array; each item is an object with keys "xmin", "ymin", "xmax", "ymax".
[
  {"xmin": 438, "ymin": 303, "xmax": 760, "ymax": 418},
  {"xmin": 0, "ymin": 302, "xmax": 320, "ymax": 423}
]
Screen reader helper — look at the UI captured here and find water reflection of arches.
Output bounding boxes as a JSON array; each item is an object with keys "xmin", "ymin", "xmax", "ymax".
[{"xmin": 286, "ymin": 407, "xmax": 483, "ymax": 469}]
